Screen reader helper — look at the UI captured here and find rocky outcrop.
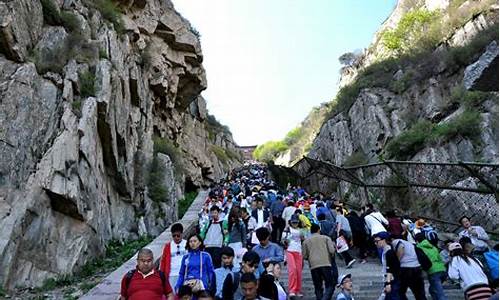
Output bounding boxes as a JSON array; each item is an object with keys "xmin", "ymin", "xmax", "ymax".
[
  {"xmin": 0, "ymin": 0, "xmax": 240, "ymax": 289},
  {"xmin": 303, "ymin": 1, "xmax": 498, "ymax": 228}
]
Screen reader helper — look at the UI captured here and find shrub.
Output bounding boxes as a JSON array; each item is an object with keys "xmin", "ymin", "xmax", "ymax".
[
  {"xmin": 41, "ymin": 0, "xmax": 61, "ymax": 25},
  {"xmin": 178, "ymin": 191, "xmax": 197, "ymax": 219},
  {"xmin": 253, "ymin": 141, "xmax": 288, "ymax": 162},
  {"xmin": 382, "ymin": 9, "xmax": 440, "ymax": 54},
  {"xmin": 284, "ymin": 127, "xmax": 303, "ymax": 146},
  {"xmin": 60, "ymin": 11, "xmax": 80, "ymax": 33},
  {"xmin": 450, "ymin": 86, "xmax": 490, "ymax": 108},
  {"xmin": 148, "ymin": 155, "xmax": 169, "ymax": 203},
  {"xmin": 79, "ymin": 70, "xmax": 96, "ymax": 98},
  {"xmin": 211, "ymin": 145, "xmax": 229, "ymax": 165},
  {"xmin": 445, "ymin": 24, "xmax": 499, "ymax": 68},
  {"xmin": 385, "ymin": 120, "xmax": 433, "ymax": 160},
  {"xmin": 153, "ymin": 137, "xmax": 185, "ymax": 176},
  {"xmin": 99, "ymin": 48, "xmax": 108, "ymax": 59},
  {"xmin": 94, "ymin": 0, "xmax": 125, "ymax": 34},
  {"xmin": 343, "ymin": 150, "xmax": 369, "ymax": 167},
  {"xmin": 385, "ymin": 110, "xmax": 482, "ymax": 159}
]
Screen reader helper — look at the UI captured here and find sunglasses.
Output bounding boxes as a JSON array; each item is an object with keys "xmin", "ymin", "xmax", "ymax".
[{"xmin": 172, "ymin": 233, "xmax": 182, "ymax": 238}]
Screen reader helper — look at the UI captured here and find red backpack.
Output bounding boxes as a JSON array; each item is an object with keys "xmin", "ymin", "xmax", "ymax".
[{"xmin": 388, "ymin": 217, "xmax": 403, "ymax": 237}]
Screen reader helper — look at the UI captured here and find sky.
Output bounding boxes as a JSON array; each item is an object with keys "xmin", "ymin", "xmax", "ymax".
[{"xmin": 171, "ymin": 0, "xmax": 397, "ymax": 146}]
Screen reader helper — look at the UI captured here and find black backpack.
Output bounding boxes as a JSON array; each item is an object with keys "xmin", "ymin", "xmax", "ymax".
[
  {"xmin": 124, "ymin": 269, "xmax": 167, "ymax": 297},
  {"xmin": 414, "ymin": 246, "xmax": 432, "ymax": 271}
]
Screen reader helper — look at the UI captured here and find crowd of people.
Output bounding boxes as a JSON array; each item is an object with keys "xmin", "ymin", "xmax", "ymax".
[{"xmin": 119, "ymin": 164, "xmax": 499, "ymax": 300}]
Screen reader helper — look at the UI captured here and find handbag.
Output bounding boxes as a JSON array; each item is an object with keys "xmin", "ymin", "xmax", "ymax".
[
  {"xmin": 183, "ymin": 253, "xmax": 205, "ymax": 292},
  {"xmin": 336, "ymin": 236, "xmax": 349, "ymax": 253}
]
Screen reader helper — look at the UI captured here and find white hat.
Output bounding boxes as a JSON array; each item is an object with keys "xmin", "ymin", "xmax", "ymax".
[{"xmin": 337, "ymin": 273, "xmax": 352, "ymax": 287}]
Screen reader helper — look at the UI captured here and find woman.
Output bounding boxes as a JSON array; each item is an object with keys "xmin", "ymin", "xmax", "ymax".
[
  {"xmin": 225, "ymin": 207, "xmax": 247, "ymax": 265},
  {"xmin": 272, "ymin": 262, "xmax": 287, "ymax": 300},
  {"xmin": 282, "ymin": 214, "xmax": 304, "ymax": 297},
  {"xmin": 448, "ymin": 242, "xmax": 492, "ymax": 299},
  {"xmin": 176, "ymin": 234, "xmax": 215, "ymax": 294}
]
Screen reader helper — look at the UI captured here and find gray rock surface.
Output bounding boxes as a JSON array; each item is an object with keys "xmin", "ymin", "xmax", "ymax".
[
  {"xmin": 0, "ymin": 0, "xmax": 240, "ymax": 290},
  {"xmin": 463, "ymin": 41, "xmax": 499, "ymax": 91}
]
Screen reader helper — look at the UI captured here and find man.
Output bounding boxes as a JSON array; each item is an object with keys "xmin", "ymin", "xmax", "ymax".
[
  {"xmin": 251, "ymin": 197, "xmax": 271, "ymax": 229},
  {"xmin": 120, "ymin": 248, "xmax": 174, "ymax": 300},
  {"xmin": 363, "ymin": 204, "xmax": 389, "ymax": 237},
  {"xmin": 233, "ymin": 251, "xmax": 264, "ymax": 300},
  {"xmin": 215, "ymin": 247, "xmax": 239, "ymax": 300},
  {"xmin": 373, "ymin": 232, "xmax": 401, "ymax": 300},
  {"xmin": 269, "ymin": 195, "xmax": 285, "ymax": 243},
  {"xmin": 302, "ymin": 224, "xmax": 336, "ymax": 300},
  {"xmin": 240, "ymin": 273, "xmax": 270, "ymax": 300},
  {"xmin": 252, "ymin": 227, "xmax": 284, "ymax": 263},
  {"xmin": 458, "ymin": 216, "xmax": 490, "ymax": 254},
  {"xmin": 201, "ymin": 205, "xmax": 228, "ymax": 268},
  {"xmin": 240, "ymin": 208, "xmax": 257, "ymax": 248},
  {"xmin": 392, "ymin": 236, "xmax": 427, "ymax": 299},
  {"xmin": 336, "ymin": 274, "xmax": 354, "ymax": 300},
  {"xmin": 160, "ymin": 223, "xmax": 188, "ymax": 289}
]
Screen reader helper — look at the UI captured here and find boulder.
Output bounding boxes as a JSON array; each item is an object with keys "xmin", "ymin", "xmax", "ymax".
[{"xmin": 463, "ymin": 41, "xmax": 499, "ymax": 91}]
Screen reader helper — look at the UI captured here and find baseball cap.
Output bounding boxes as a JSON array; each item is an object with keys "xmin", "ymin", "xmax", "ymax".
[
  {"xmin": 337, "ymin": 273, "xmax": 352, "ymax": 287},
  {"xmin": 448, "ymin": 242, "xmax": 462, "ymax": 251},
  {"xmin": 290, "ymin": 214, "xmax": 300, "ymax": 223},
  {"xmin": 415, "ymin": 219, "xmax": 426, "ymax": 228},
  {"xmin": 373, "ymin": 231, "xmax": 390, "ymax": 240}
]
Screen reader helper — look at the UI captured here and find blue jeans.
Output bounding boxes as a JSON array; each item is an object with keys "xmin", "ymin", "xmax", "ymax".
[{"xmin": 428, "ymin": 272, "xmax": 448, "ymax": 300}]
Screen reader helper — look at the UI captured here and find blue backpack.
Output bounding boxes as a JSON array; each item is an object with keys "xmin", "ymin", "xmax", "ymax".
[
  {"xmin": 421, "ymin": 225, "xmax": 438, "ymax": 242},
  {"xmin": 484, "ymin": 250, "xmax": 499, "ymax": 280}
]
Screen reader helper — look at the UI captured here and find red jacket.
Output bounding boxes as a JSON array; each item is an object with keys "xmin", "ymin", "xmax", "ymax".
[{"xmin": 159, "ymin": 242, "xmax": 172, "ymax": 276}]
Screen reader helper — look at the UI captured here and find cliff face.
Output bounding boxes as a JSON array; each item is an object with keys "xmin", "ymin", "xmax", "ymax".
[
  {"xmin": 310, "ymin": 1, "xmax": 499, "ymax": 166},
  {"xmin": 0, "ymin": 0, "xmax": 240, "ymax": 289}
]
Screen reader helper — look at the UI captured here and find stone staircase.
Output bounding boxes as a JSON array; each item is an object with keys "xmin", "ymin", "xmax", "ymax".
[{"xmin": 280, "ymin": 253, "xmax": 464, "ymax": 300}]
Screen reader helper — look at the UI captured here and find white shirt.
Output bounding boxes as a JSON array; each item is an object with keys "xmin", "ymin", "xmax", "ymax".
[
  {"xmin": 170, "ymin": 240, "xmax": 187, "ymax": 277},
  {"xmin": 364, "ymin": 212, "xmax": 388, "ymax": 236},
  {"xmin": 285, "ymin": 227, "xmax": 303, "ymax": 253},
  {"xmin": 448, "ymin": 256, "xmax": 489, "ymax": 290},
  {"xmin": 257, "ymin": 209, "xmax": 265, "ymax": 228},
  {"xmin": 282, "ymin": 206, "xmax": 296, "ymax": 225},
  {"xmin": 459, "ymin": 226, "xmax": 489, "ymax": 251}
]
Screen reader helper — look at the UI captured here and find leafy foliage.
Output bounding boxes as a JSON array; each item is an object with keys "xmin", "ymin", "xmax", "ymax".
[
  {"xmin": 153, "ymin": 137, "xmax": 185, "ymax": 177},
  {"xmin": 41, "ymin": 0, "xmax": 62, "ymax": 25},
  {"xmin": 253, "ymin": 141, "xmax": 288, "ymax": 162},
  {"xmin": 31, "ymin": 235, "xmax": 153, "ymax": 295},
  {"xmin": 385, "ymin": 110, "xmax": 482, "ymax": 159},
  {"xmin": 284, "ymin": 127, "xmax": 303, "ymax": 146},
  {"xmin": 382, "ymin": 9, "xmax": 440, "ymax": 54},
  {"xmin": 178, "ymin": 191, "xmax": 198, "ymax": 219},
  {"xmin": 450, "ymin": 86, "xmax": 490, "ymax": 108},
  {"xmin": 148, "ymin": 155, "xmax": 169, "ymax": 203},
  {"xmin": 93, "ymin": 0, "xmax": 124, "ymax": 34},
  {"xmin": 343, "ymin": 150, "xmax": 369, "ymax": 167},
  {"xmin": 211, "ymin": 145, "xmax": 230, "ymax": 165},
  {"xmin": 79, "ymin": 70, "xmax": 96, "ymax": 98}
]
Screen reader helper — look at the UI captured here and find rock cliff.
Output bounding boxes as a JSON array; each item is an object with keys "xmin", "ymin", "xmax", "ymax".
[{"xmin": 0, "ymin": 0, "xmax": 241, "ymax": 289}]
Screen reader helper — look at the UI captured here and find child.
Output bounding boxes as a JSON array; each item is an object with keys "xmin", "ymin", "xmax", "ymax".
[
  {"xmin": 336, "ymin": 274, "xmax": 354, "ymax": 300},
  {"xmin": 214, "ymin": 246, "xmax": 238, "ymax": 300}
]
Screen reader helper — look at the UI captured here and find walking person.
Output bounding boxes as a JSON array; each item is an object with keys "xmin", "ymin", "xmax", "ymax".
[
  {"xmin": 270, "ymin": 195, "xmax": 286, "ymax": 244},
  {"xmin": 346, "ymin": 210, "xmax": 368, "ymax": 264},
  {"xmin": 176, "ymin": 234, "xmax": 215, "ymax": 294},
  {"xmin": 252, "ymin": 227, "xmax": 284, "ymax": 264},
  {"xmin": 283, "ymin": 214, "xmax": 305, "ymax": 297},
  {"xmin": 201, "ymin": 206, "xmax": 227, "ymax": 268},
  {"xmin": 302, "ymin": 224, "xmax": 337, "ymax": 300},
  {"xmin": 392, "ymin": 237, "xmax": 427, "ymax": 299},
  {"xmin": 448, "ymin": 242, "xmax": 493, "ymax": 300},
  {"xmin": 120, "ymin": 248, "xmax": 174, "ymax": 300},
  {"xmin": 225, "ymin": 207, "xmax": 247, "ymax": 265},
  {"xmin": 373, "ymin": 232, "xmax": 401, "ymax": 300},
  {"xmin": 415, "ymin": 233, "xmax": 448, "ymax": 300},
  {"xmin": 160, "ymin": 223, "xmax": 188, "ymax": 290}
]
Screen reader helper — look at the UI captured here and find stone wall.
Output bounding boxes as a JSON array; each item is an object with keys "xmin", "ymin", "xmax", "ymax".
[{"xmin": 0, "ymin": 0, "xmax": 240, "ymax": 289}]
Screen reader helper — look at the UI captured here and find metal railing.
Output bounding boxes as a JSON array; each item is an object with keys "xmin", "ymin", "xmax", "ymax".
[{"xmin": 273, "ymin": 157, "xmax": 499, "ymax": 234}]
